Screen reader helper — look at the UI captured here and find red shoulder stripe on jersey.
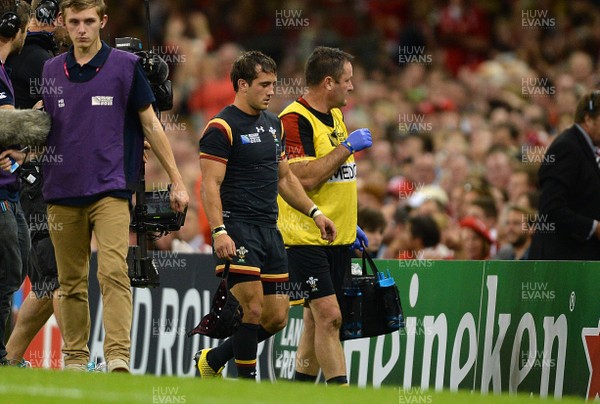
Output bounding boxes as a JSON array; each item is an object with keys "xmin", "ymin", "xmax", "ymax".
[
  {"xmin": 199, "ymin": 153, "xmax": 228, "ymax": 165},
  {"xmin": 202, "ymin": 118, "xmax": 233, "ymax": 145}
]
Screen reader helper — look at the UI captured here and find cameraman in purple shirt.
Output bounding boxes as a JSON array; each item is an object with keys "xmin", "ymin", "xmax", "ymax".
[{"xmin": 41, "ymin": 0, "xmax": 188, "ymax": 372}]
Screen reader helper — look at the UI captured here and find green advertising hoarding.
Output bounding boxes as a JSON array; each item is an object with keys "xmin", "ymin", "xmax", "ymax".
[{"xmin": 267, "ymin": 260, "xmax": 600, "ymax": 399}]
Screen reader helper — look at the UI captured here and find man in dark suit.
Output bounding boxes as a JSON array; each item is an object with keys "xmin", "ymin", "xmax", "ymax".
[{"xmin": 529, "ymin": 91, "xmax": 600, "ymax": 260}]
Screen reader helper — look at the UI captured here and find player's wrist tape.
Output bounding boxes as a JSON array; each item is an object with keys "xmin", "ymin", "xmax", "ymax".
[
  {"xmin": 341, "ymin": 140, "xmax": 354, "ymax": 154},
  {"xmin": 213, "ymin": 230, "xmax": 227, "ymax": 239},
  {"xmin": 212, "ymin": 225, "xmax": 227, "ymax": 239},
  {"xmin": 308, "ymin": 205, "xmax": 323, "ymax": 220}
]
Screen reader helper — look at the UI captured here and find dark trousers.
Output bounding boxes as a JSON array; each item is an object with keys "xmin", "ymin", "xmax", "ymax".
[{"xmin": 0, "ymin": 200, "xmax": 30, "ymax": 360}]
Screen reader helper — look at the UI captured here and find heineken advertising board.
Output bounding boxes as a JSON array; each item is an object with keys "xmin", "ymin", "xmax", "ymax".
[
  {"xmin": 234, "ymin": 259, "xmax": 600, "ymax": 399},
  {"xmin": 26, "ymin": 254, "xmax": 600, "ymax": 399}
]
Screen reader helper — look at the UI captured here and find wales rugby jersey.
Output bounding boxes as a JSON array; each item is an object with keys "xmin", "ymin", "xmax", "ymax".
[
  {"xmin": 199, "ymin": 105, "xmax": 285, "ymax": 227},
  {"xmin": 278, "ymin": 98, "xmax": 357, "ymax": 245}
]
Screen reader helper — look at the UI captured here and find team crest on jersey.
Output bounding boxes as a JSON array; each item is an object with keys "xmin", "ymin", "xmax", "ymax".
[
  {"xmin": 236, "ymin": 246, "xmax": 248, "ymax": 263},
  {"xmin": 306, "ymin": 276, "xmax": 319, "ymax": 292}
]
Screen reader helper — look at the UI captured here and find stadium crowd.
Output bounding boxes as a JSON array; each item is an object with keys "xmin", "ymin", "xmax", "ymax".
[{"xmin": 106, "ymin": 0, "xmax": 600, "ymax": 261}]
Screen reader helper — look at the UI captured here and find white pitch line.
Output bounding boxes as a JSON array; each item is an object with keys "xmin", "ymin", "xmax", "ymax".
[
  {"xmin": 0, "ymin": 384, "xmax": 84, "ymax": 399},
  {"xmin": 0, "ymin": 383, "xmax": 150, "ymax": 402}
]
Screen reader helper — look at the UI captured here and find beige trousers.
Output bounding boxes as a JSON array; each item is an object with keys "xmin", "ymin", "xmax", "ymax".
[{"xmin": 48, "ymin": 197, "xmax": 131, "ymax": 366}]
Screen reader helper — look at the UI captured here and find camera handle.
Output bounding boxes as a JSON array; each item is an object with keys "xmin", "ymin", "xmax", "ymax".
[
  {"xmin": 128, "ymin": 156, "xmax": 160, "ymax": 288},
  {"xmin": 126, "ymin": 0, "xmax": 165, "ymax": 288}
]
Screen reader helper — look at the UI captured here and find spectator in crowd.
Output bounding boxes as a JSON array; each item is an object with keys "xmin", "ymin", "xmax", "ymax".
[
  {"xmin": 491, "ymin": 122, "xmax": 520, "ymax": 153},
  {"xmin": 171, "ymin": 209, "xmax": 211, "ymax": 253},
  {"xmin": 399, "ymin": 214, "xmax": 445, "ymax": 260},
  {"xmin": 187, "ymin": 43, "xmax": 239, "ymax": 129},
  {"xmin": 464, "ymin": 195, "xmax": 499, "ymax": 246},
  {"xmin": 357, "ymin": 207, "xmax": 386, "ymax": 256},
  {"xmin": 379, "ymin": 204, "xmax": 409, "ymax": 259},
  {"xmin": 435, "ymin": 0, "xmax": 491, "ymax": 76},
  {"xmin": 162, "ymin": 10, "xmax": 212, "ymax": 114},
  {"xmin": 494, "ymin": 205, "xmax": 534, "ymax": 260},
  {"xmin": 515, "ymin": 190, "xmax": 540, "ymax": 211},
  {"xmin": 458, "ymin": 216, "xmax": 493, "ymax": 260},
  {"xmin": 507, "ymin": 165, "xmax": 538, "ymax": 204},
  {"xmin": 484, "ymin": 146, "xmax": 514, "ymax": 195}
]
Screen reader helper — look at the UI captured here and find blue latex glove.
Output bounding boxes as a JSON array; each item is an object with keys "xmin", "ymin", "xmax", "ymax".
[
  {"xmin": 342, "ymin": 128, "xmax": 372, "ymax": 153},
  {"xmin": 351, "ymin": 225, "xmax": 369, "ymax": 251}
]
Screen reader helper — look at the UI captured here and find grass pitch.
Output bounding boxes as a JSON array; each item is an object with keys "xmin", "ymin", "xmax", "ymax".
[{"xmin": 0, "ymin": 367, "xmax": 585, "ymax": 403}]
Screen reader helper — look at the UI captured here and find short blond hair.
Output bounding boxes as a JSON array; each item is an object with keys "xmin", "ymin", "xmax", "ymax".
[{"xmin": 61, "ymin": 0, "xmax": 105, "ymax": 19}]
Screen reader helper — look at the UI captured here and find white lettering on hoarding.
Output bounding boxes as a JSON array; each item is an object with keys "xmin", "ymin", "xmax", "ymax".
[
  {"xmin": 540, "ymin": 316, "xmax": 567, "ymax": 398},
  {"xmin": 449, "ymin": 313, "xmax": 477, "ymax": 391},
  {"xmin": 131, "ymin": 288, "xmax": 153, "ymax": 374},
  {"xmin": 344, "ymin": 339, "xmax": 370, "ymax": 387},
  {"xmin": 481, "ymin": 275, "xmax": 511, "ymax": 393},
  {"xmin": 509, "ymin": 313, "xmax": 536, "ymax": 393},
  {"xmin": 156, "ymin": 288, "xmax": 179, "ymax": 375},
  {"xmin": 421, "ymin": 315, "xmax": 448, "ymax": 391},
  {"xmin": 373, "ymin": 333, "xmax": 401, "ymax": 387},
  {"xmin": 177, "ymin": 289, "xmax": 202, "ymax": 376}
]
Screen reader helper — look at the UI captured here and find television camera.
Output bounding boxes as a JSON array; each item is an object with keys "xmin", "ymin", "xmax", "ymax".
[
  {"xmin": 115, "ymin": 37, "xmax": 173, "ymax": 111},
  {"xmin": 116, "ymin": 25, "xmax": 185, "ymax": 287},
  {"xmin": 127, "ymin": 186, "xmax": 187, "ymax": 288}
]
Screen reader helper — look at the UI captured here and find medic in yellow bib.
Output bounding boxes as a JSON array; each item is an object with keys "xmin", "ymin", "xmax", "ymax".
[{"xmin": 277, "ymin": 46, "xmax": 372, "ymax": 385}]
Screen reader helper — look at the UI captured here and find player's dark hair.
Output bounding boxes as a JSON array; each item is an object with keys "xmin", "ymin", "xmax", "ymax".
[
  {"xmin": 230, "ymin": 51, "xmax": 277, "ymax": 92},
  {"xmin": 305, "ymin": 46, "xmax": 354, "ymax": 87}
]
